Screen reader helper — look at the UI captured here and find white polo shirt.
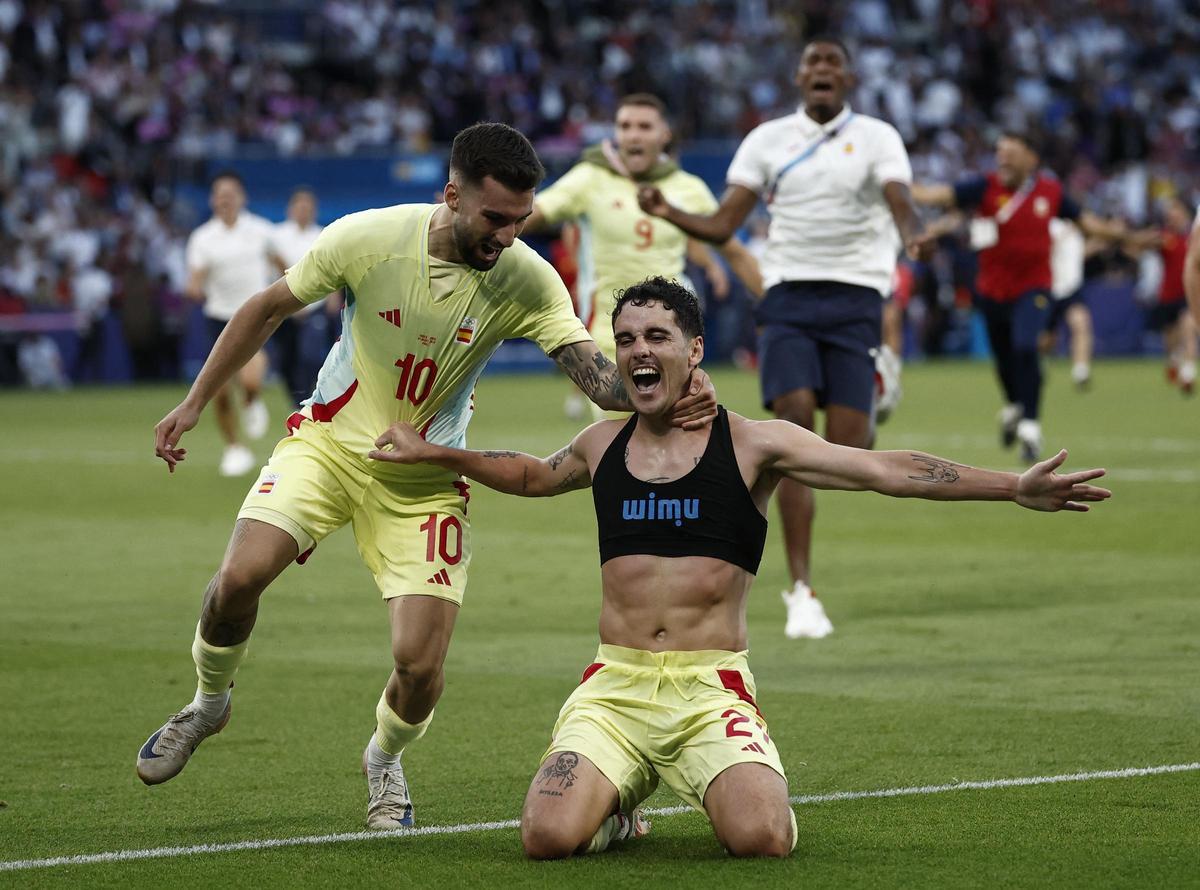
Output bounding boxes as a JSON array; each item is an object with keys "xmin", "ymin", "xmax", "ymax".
[
  {"xmin": 273, "ymin": 219, "xmax": 325, "ymax": 316},
  {"xmin": 726, "ymin": 105, "xmax": 911, "ymax": 295},
  {"xmin": 185, "ymin": 212, "xmax": 276, "ymax": 321}
]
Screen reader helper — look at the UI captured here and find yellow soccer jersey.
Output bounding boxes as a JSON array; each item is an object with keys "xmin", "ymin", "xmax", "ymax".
[
  {"xmin": 285, "ymin": 203, "xmax": 588, "ymax": 482},
  {"xmin": 536, "ymin": 161, "xmax": 719, "ymax": 328}
]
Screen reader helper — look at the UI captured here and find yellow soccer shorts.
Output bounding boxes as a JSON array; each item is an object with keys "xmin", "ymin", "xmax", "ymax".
[
  {"xmin": 237, "ymin": 419, "xmax": 471, "ymax": 604},
  {"xmin": 542, "ymin": 644, "xmax": 787, "ymax": 813}
]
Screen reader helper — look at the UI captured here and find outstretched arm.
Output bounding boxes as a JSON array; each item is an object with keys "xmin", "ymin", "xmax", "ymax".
[
  {"xmin": 759, "ymin": 421, "xmax": 1110, "ymax": 512},
  {"xmin": 154, "ymin": 277, "xmax": 308, "ymax": 472},
  {"xmin": 369, "ymin": 422, "xmax": 592, "ymax": 497},
  {"xmin": 550, "ymin": 339, "xmax": 717, "ymax": 429},
  {"xmin": 638, "ymin": 183, "xmax": 759, "ymax": 245}
]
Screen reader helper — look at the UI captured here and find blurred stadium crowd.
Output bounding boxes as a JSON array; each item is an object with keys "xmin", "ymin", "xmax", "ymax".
[{"xmin": 1, "ymin": 0, "xmax": 1198, "ymax": 385}]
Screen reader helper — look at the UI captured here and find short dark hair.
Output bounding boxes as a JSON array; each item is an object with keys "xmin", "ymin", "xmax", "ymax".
[
  {"xmin": 210, "ymin": 169, "xmax": 245, "ymax": 190},
  {"xmin": 612, "ymin": 276, "xmax": 703, "ymax": 339},
  {"xmin": 449, "ymin": 122, "xmax": 545, "ymax": 191},
  {"xmin": 801, "ymin": 35, "xmax": 852, "ymax": 64},
  {"xmin": 1000, "ymin": 129, "xmax": 1043, "ymax": 156},
  {"xmin": 618, "ymin": 93, "xmax": 668, "ymax": 119}
]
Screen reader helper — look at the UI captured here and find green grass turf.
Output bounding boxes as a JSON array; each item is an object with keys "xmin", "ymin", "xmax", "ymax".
[{"xmin": 1, "ymin": 358, "xmax": 1198, "ymax": 887}]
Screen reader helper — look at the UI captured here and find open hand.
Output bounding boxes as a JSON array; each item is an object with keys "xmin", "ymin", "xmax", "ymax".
[
  {"xmin": 154, "ymin": 402, "xmax": 201, "ymax": 473},
  {"xmin": 669, "ymin": 368, "xmax": 718, "ymax": 430},
  {"xmin": 368, "ymin": 422, "xmax": 431, "ymax": 464},
  {"xmin": 1016, "ymin": 449, "xmax": 1111, "ymax": 512}
]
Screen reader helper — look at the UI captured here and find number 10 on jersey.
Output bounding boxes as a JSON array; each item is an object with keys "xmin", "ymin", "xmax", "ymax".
[{"xmin": 395, "ymin": 353, "xmax": 438, "ymax": 405}]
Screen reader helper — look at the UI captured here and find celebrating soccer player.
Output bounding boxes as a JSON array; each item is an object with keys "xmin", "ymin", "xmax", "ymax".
[
  {"xmin": 139, "ymin": 124, "xmax": 717, "ymax": 830},
  {"xmin": 371, "ymin": 276, "xmax": 1110, "ymax": 859}
]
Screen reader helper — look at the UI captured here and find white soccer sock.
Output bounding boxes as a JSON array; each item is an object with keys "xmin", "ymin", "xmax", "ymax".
[
  {"xmin": 1180, "ymin": 361, "xmax": 1196, "ymax": 384},
  {"xmin": 366, "ymin": 734, "xmax": 401, "ymax": 774},
  {"xmin": 1071, "ymin": 362, "xmax": 1090, "ymax": 383},
  {"xmin": 190, "ymin": 688, "xmax": 230, "ymax": 724}
]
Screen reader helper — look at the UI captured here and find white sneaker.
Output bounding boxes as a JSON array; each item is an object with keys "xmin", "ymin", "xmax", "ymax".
[
  {"xmin": 872, "ymin": 345, "xmax": 903, "ymax": 424},
  {"xmin": 782, "ymin": 583, "xmax": 833, "ymax": 639},
  {"xmin": 998, "ymin": 403, "xmax": 1021, "ymax": 449},
  {"xmin": 1016, "ymin": 419, "xmax": 1042, "ymax": 464},
  {"xmin": 219, "ymin": 444, "xmax": 255, "ymax": 477},
  {"xmin": 614, "ymin": 807, "xmax": 652, "ymax": 842},
  {"xmin": 136, "ymin": 699, "xmax": 231, "ymax": 785},
  {"xmin": 364, "ymin": 749, "xmax": 414, "ymax": 829},
  {"xmin": 1071, "ymin": 362, "xmax": 1091, "ymax": 390},
  {"xmin": 242, "ymin": 399, "xmax": 269, "ymax": 440}
]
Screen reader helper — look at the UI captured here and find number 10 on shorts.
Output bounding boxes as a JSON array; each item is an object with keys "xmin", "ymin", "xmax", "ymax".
[{"xmin": 420, "ymin": 513, "xmax": 463, "ymax": 565}]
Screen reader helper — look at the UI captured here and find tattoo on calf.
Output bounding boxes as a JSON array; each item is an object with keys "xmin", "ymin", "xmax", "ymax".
[
  {"xmin": 536, "ymin": 752, "xmax": 580, "ymax": 795},
  {"xmin": 907, "ymin": 454, "xmax": 961, "ymax": 484}
]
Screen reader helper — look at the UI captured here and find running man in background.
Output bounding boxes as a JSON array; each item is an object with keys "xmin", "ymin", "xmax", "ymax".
[
  {"xmin": 271, "ymin": 187, "xmax": 343, "ymax": 407},
  {"xmin": 1123, "ymin": 197, "xmax": 1197, "ymax": 394},
  {"xmin": 1186, "ymin": 200, "xmax": 1200, "ymax": 321},
  {"xmin": 1042, "ymin": 218, "xmax": 1094, "ymax": 390},
  {"xmin": 524, "ymin": 92, "xmax": 762, "ymax": 419},
  {"xmin": 371, "ymin": 277, "xmax": 1110, "ymax": 859},
  {"xmin": 137, "ymin": 124, "xmax": 717, "ymax": 830},
  {"xmin": 638, "ymin": 37, "xmax": 925, "ymax": 639},
  {"xmin": 912, "ymin": 131, "xmax": 1125, "ymax": 462},
  {"xmin": 185, "ymin": 171, "xmax": 278, "ymax": 476}
]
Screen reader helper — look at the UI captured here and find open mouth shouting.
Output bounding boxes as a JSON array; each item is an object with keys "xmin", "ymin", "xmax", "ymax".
[
  {"xmin": 631, "ymin": 364, "xmax": 662, "ymax": 394},
  {"xmin": 478, "ymin": 241, "xmax": 502, "ymax": 265},
  {"xmin": 808, "ymin": 79, "xmax": 836, "ymax": 101}
]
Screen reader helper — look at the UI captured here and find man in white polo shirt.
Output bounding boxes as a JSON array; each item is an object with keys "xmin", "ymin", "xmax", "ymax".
[
  {"xmin": 638, "ymin": 36, "xmax": 924, "ymax": 639},
  {"xmin": 186, "ymin": 171, "xmax": 278, "ymax": 476},
  {"xmin": 271, "ymin": 187, "xmax": 341, "ymax": 408}
]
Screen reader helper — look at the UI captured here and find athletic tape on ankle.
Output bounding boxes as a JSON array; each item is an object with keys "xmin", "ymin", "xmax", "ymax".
[
  {"xmin": 374, "ymin": 693, "xmax": 433, "ymax": 756},
  {"xmin": 191, "ymin": 624, "xmax": 249, "ymax": 695}
]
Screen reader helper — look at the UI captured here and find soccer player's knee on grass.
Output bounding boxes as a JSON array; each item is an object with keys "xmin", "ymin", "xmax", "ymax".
[
  {"xmin": 718, "ymin": 807, "xmax": 795, "ymax": 859},
  {"xmin": 520, "ymin": 809, "xmax": 591, "ymax": 860}
]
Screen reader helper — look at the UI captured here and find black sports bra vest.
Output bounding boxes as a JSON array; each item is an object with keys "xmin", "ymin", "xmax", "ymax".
[{"xmin": 592, "ymin": 406, "xmax": 767, "ymax": 574}]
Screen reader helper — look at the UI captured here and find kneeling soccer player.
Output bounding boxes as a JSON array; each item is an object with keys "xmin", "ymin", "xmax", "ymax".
[{"xmin": 370, "ymin": 276, "xmax": 1111, "ymax": 858}]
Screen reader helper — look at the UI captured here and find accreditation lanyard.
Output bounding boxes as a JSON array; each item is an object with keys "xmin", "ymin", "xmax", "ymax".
[
  {"xmin": 994, "ymin": 175, "xmax": 1038, "ymax": 225},
  {"xmin": 765, "ymin": 113, "xmax": 855, "ymax": 204}
]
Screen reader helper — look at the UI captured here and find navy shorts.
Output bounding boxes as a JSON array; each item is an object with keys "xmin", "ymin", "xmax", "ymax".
[
  {"xmin": 755, "ymin": 281, "xmax": 882, "ymax": 413},
  {"xmin": 205, "ymin": 316, "xmax": 229, "ymax": 348},
  {"xmin": 1045, "ymin": 291, "xmax": 1083, "ymax": 332},
  {"xmin": 1144, "ymin": 301, "xmax": 1187, "ymax": 332}
]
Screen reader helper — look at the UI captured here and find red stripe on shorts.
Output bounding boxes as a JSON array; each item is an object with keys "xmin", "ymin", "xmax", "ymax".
[
  {"xmin": 717, "ymin": 669, "xmax": 764, "ymax": 720},
  {"xmin": 579, "ymin": 662, "xmax": 604, "ymax": 685}
]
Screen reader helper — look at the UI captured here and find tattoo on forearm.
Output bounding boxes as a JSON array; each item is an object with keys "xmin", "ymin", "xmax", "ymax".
[
  {"xmin": 556, "ymin": 345, "xmax": 630, "ymax": 408},
  {"xmin": 536, "ymin": 752, "xmax": 579, "ymax": 797},
  {"xmin": 481, "ymin": 450, "xmax": 519, "ymax": 459},
  {"xmin": 548, "ymin": 446, "xmax": 570, "ymax": 470},
  {"xmin": 907, "ymin": 454, "xmax": 961, "ymax": 484}
]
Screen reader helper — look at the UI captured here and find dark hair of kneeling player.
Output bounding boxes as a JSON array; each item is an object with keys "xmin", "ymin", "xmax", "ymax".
[{"xmin": 611, "ymin": 276, "xmax": 703, "ymax": 339}]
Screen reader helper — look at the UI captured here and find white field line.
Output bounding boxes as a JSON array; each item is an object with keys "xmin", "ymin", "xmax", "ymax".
[{"xmin": 2, "ymin": 761, "xmax": 1196, "ymax": 873}]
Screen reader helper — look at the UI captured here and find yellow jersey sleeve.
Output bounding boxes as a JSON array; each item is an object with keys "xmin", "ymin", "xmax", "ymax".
[
  {"xmin": 284, "ymin": 215, "xmax": 353, "ymax": 304},
  {"xmin": 535, "ymin": 163, "xmax": 597, "ymax": 225},
  {"xmin": 670, "ymin": 172, "xmax": 720, "ymax": 217},
  {"xmin": 502, "ymin": 243, "xmax": 590, "ymax": 353}
]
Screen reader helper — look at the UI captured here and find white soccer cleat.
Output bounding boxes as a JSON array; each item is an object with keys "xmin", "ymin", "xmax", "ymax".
[
  {"xmin": 242, "ymin": 399, "xmax": 270, "ymax": 440},
  {"xmin": 782, "ymin": 583, "xmax": 833, "ymax": 639},
  {"xmin": 872, "ymin": 345, "xmax": 903, "ymax": 424},
  {"xmin": 136, "ymin": 700, "xmax": 232, "ymax": 785},
  {"xmin": 997, "ymin": 403, "xmax": 1021, "ymax": 449},
  {"xmin": 1016, "ymin": 419, "xmax": 1042, "ymax": 464},
  {"xmin": 219, "ymin": 444, "xmax": 256, "ymax": 477},
  {"xmin": 364, "ymin": 749, "xmax": 414, "ymax": 829},
  {"xmin": 614, "ymin": 807, "xmax": 652, "ymax": 842},
  {"xmin": 563, "ymin": 391, "xmax": 587, "ymax": 421},
  {"xmin": 1071, "ymin": 362, "xmax": 1091, "ymax": 391}
]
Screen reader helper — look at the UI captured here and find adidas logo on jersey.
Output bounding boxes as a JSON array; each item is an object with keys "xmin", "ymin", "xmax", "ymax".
[
  {"xmin": 426, "ymin": 569, "xmax": 451, "ymax": 586},
  {"xmin": 379, "ymin": 309, "xmax": 403, "ymax": 328},
  {"xmin": 741, "ymin": 742, "xmax": 766, "ymax": 754}
]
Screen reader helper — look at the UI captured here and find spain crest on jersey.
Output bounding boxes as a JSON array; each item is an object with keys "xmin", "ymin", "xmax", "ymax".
[{"xmin": 456, "ymin": 315, "xmax": 478, "ymax": 345}]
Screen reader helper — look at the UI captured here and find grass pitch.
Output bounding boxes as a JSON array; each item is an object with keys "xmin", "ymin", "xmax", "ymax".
[{"xmin": 1, "ymin": 359, "xmax": 1198, "ymax": 888}]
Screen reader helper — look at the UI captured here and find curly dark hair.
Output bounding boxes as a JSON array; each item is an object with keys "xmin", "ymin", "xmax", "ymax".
[
  {"xmin": 449, "ymin": 122, "xmax": 545, "ymax": 191},
  {"xmin": 611, "ymin": 276, "xmax": 703, "ymax": 339}
]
